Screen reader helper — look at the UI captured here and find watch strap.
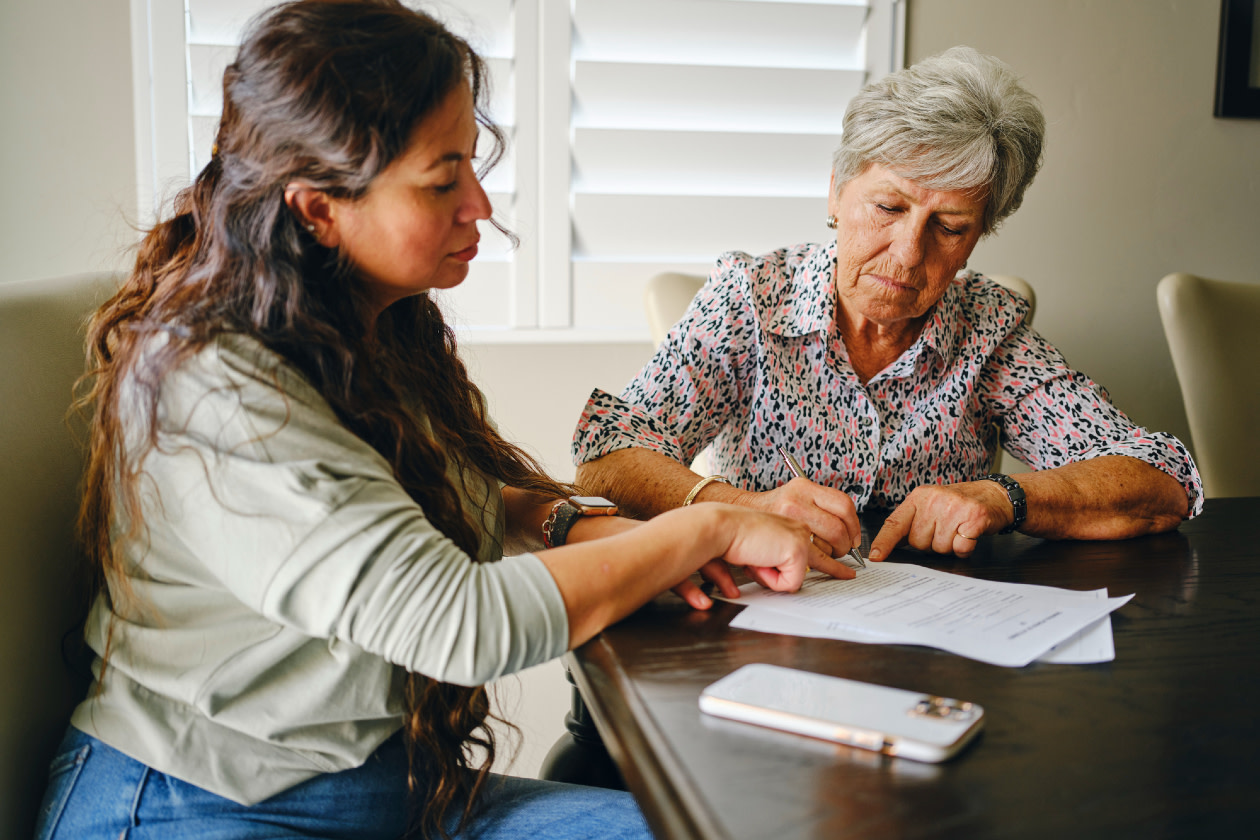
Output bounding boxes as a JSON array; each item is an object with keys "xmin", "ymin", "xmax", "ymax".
[
  {"xmin": 541, "ymin": 501, "xmax": 583, "ymax": 549},
  {"xmin": 983, "ymin": 473, "xmax": 1027, "ymax": 534}
]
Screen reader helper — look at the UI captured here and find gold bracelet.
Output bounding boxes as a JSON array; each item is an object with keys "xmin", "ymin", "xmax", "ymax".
[{"xmin": 683, "ymin": 474, "xmax": 730, "ymax": 506}]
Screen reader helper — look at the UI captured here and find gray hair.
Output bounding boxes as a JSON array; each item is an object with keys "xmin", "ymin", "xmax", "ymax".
[{"xmin": 832, "ymin": 46, "xmax": 1045, "ymax": 235}]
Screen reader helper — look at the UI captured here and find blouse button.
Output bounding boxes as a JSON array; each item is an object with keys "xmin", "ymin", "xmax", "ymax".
[{"xmin": 860, "ymin": 416, "xmax": 873, "ymax": 428}]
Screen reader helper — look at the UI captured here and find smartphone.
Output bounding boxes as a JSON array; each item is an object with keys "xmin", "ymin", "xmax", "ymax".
[{"xmin": 699, "ymin": 663, "xmax": 984, "ymax": 762}]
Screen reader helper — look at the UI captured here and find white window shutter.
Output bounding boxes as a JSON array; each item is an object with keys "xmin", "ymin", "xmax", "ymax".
[{"xmin": 567, "ymin": 0, "xmax": 902, "ymax": 334}]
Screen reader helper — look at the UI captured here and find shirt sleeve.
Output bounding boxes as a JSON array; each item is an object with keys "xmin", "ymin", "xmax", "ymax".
[
  {"xmin": 572, "ymin": 258, "xmax": 759, "ymax": 467},
  {"xmin": 140, "ymin": 337, "xmax": 570, "ymax": 687},
  {"xmin": 982, "ymin": 324, "xmax": 1204, "ymax": 517}
]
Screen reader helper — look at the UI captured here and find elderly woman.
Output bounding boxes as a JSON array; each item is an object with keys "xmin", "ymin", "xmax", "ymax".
[{"xmin": 572, "ymin": 47, "xmax": 1200, "ymax": 594}]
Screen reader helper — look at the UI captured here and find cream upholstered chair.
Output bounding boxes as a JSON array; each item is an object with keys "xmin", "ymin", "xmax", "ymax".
[
  {"xmin": 642, "ymin": 271, "xmax": 1036, "ymax": 472},
  {"xmin": 988, "ymin": 274, "xmax": 1036, "ymax": 325},
  {"xmin": 1156, "ymin": 272, "xmax": 1260, "ymax": 498},
  {"xmin": 0, "ymin": 272, "xmax": 119, "ymax": 838},
  {"xmin": 644, "ymin": 271, "xmax": 706, "ymax": 347}
]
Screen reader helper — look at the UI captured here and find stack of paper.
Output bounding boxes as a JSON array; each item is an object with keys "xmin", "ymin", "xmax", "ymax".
[{"xmin": 718, "ymin": 563, "xmax": 1131, "ymax": 667}]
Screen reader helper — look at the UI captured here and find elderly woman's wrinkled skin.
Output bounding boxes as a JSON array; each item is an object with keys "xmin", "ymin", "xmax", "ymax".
[{"xmin": 829, "ymin": 164, "xmax": 987, "ymax": 382}]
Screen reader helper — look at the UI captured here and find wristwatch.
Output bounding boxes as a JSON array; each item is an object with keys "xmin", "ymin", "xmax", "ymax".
[
  {"xmin": 568, "ymin": 495, "xmax": 619, "ymax": 516},
  {"xmin": 542, "ymin": 495, "xmax": 619, "ymax": 548},
  {"xmin": 982, "ymin": 473, "xmax": 1026, "ymax": 534}
]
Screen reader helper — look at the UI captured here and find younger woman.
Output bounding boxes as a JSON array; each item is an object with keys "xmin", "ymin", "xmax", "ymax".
[{"xmin": 35, "ymin": 2, "xmax": 848, "ymax": 838}]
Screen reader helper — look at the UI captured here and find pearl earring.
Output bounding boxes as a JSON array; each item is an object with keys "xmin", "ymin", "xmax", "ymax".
[
  {"xmin": 305, "ymin": 224, "xmax": 316, "ymax": 233},
  {"xmin": 825, "ymin": 215, "xmax": 838, "ymax": 230}
]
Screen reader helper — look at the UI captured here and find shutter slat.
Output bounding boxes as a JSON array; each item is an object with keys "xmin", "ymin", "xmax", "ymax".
[
  {"xmin": 428, "ymin": 0, "xmax": 514, "ymax": 59},
  {"xmin": 573, "ymin": 194, "xmax": 827, "ymax": 261},
  {"xmin": 433, "ymin": 262, "xmax": 513, "ymax": 328},
  {"xmin": 573, "ymin": 62, "xmax": 864, "ymax": 132},
  {"xmin": 187, "ymin": 0, "xmax": 269, "ymax": 45},
  {"xmin": 574, "ymin": 128, "xmax": 839, "ymax": 197},
  {"xmin": 574, "ymin": 0, "xmax": 867, "ymax": 69},
  {"xmin": 188, "ymin": 44, "xmax": 234, "ymax": 115}
]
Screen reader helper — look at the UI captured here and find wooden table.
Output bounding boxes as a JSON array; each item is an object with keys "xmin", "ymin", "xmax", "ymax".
[{"xmin": 568, "ymin": 497, "xmax": 1260, "ymax": 839}]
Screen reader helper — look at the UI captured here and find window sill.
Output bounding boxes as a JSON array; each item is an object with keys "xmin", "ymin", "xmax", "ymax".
[{"xmin": 453, "ymin": 327, "xmax": 653, "ymax": 345}]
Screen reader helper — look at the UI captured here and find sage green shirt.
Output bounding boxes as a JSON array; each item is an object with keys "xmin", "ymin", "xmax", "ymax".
[{"xmin": 71, "ymin": 333, "xmax": 569, "ymax": 804}]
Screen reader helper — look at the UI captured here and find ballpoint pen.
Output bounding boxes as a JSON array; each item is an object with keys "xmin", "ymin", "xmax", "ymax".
[{"xmin": 776, "ymin": 444, "xmax": 867, "ymax": 568}]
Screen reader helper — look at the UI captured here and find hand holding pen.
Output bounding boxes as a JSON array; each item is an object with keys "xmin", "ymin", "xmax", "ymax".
[{"xmin": 776, "ymin": 445, "xmax": 867, "ymax": 568}]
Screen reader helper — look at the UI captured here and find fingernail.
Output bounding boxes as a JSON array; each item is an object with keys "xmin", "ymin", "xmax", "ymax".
[{"xmin": 868, "ymin": 548, "xmax": 882, "ymax": 561}]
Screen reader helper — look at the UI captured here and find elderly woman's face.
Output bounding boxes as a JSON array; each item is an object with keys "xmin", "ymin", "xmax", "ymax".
[{"xmin": 829, "ymin": 164, "xmax": 986, "ymax": 327}]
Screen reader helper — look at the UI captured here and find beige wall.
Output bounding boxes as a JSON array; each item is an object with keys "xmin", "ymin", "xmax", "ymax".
[
  {"xmin": 905, "ymin": 0, "xmax": 1260, "ymax": 454},
  {"xmin": 0, "ymin": 0, "xmax": 138, "ymax": 285}
]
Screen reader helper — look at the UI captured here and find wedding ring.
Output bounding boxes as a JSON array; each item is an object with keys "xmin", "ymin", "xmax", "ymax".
[
  {"xmin": 957, "ymin": 530, "xmax": 976, "ymax": 541},
  {"xmin": 809, "ymin": 533, "xmax": 816, "ymax": 545}
]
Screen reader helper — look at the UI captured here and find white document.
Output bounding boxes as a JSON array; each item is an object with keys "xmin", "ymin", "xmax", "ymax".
[
  {"xmin": 719, "ymin": 564, "xmax": 1130, "ymax": 668},
  {"xmin": 730, "ymin": 589, "xmax": 1116, "ymax": 665}
]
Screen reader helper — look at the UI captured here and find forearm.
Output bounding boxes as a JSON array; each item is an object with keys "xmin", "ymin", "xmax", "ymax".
[
  {"xmin": 500, "ymin": 487, "xmax": 556, "ymax": 555},
  {"xmin": 1015, "ymin": 455, "xmax": 1189, "ymax": 540},
  {"xmin": 501, "ymin": 485, "xmax": 644, "ymax": 556},
  {"xmin": 538, "ymin": 506, "xmax": 731, "ymax": 648},
  {"xmin": 575, "ymin": 447, "xmax": 747, "ymax": 519}
]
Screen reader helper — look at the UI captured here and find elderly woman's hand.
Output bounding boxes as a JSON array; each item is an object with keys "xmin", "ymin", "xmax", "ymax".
[
  {"xmin": 868, "ymin": 480, "xmax": 1015, "ymax": 560},
  {"xmin": 737, "ymin": 477, "xmax": 863, "ymax": 560},
  {"xmin": 669, "ymin": 502, "xmax": 856, "ymax": 610}
]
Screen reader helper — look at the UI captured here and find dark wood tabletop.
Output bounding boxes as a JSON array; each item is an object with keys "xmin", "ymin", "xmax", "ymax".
[{"xmin": 568, "ymin": 497, "xmax": 1260, "ymax": 840}]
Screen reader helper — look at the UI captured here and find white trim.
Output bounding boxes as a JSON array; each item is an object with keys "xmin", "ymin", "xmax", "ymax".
[
  {"xmin": 509, "ymin": 0, "xmax": 540, "ymax": 328},
  {"xmin": 870, "ymin": 0, "xmax": 906, "ymax": 79},
  {"xmin": 131, "ymin": 0, "xmax": 192, "ymax": 226},
  {"xmin": 537, "ymin": 0, "xmax": 572, "ymax": 328},
  {"xmin": 455, "ymin": 326, "xmax": 651, "ymax": 345},
  {"xmin": 130, "ymin": 0, "xmax": 156, "ymax": 227}
]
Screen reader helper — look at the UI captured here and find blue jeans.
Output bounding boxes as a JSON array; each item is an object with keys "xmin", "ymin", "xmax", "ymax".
[{"xmin": 35, "ymin": 727, "xmax": 653, "ymax": 839}]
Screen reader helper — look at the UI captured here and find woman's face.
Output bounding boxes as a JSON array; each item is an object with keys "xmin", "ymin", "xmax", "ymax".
[
  {"xmin": 330, "ymin": 82, "xmax": 492, "ymax": 315},
  {"xmin": 829, "ymin": 163, "xmax": 986, "ymax": 328}
]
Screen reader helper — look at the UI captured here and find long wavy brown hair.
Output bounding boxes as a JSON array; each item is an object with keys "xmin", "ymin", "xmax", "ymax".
[{"xmin": 77, "ymin": 2, "xmax": 569, "ymax": 837}]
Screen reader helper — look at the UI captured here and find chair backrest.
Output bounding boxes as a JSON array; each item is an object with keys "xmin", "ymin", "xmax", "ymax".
[
  {"xmin": 988, "ymin": 274, "xmax": 1036, "ymax": 325},
  {"xmin": 0, "ymin": 272, "xmax": 119, "ymax": 839},
  {"xmin": 644, "ymin": 272, "xmax": 706, "ymax": 348},
  {"xmin": 1156, "ymin": 272, "xmax": 1260, "ymax": 498}
]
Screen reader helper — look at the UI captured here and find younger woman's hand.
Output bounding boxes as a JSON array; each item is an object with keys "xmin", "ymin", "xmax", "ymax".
[
  {"xmin": 671, "ymin": 504, "xmax": 855, "ymax": 610},
  {"xmin": 670, "ymin": 559, "xmax": 740, "ymax": 610}
]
